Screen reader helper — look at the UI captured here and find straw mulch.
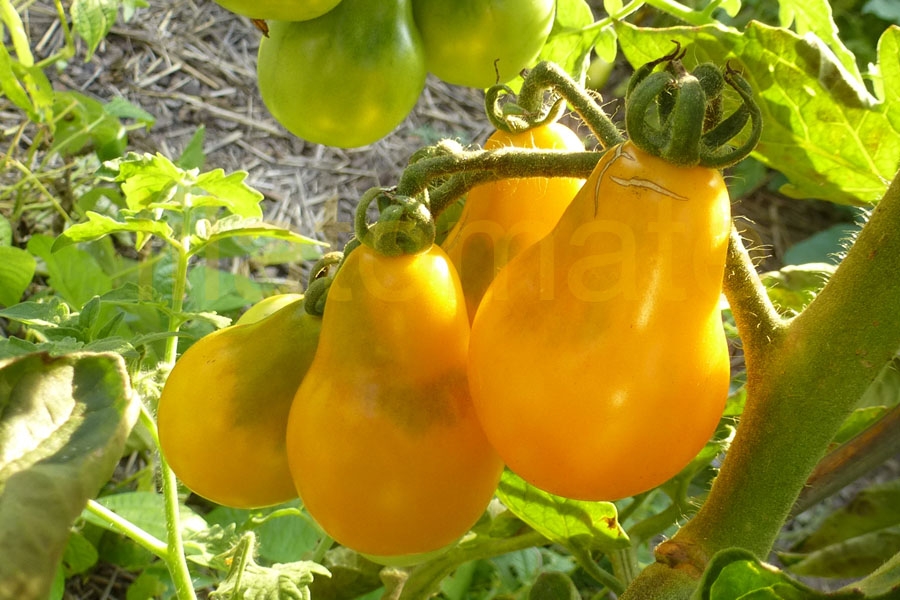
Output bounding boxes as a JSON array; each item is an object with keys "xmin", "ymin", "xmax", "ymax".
[
  {"xmin": 15, "ymin": 0, "xmax": 492, "ymax": 255},
  {"xmin": 13, "ymin": 0, "xmax": 851, "ymax": 273}
]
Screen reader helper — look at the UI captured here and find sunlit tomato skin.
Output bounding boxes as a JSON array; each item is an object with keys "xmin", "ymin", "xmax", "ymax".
[
  {"xmin": 157, "ymin": 298, "xmax": 320, "ymax": 508},
  {"xmin": 236, "ymin": 293, "xmax": 305, "ymax": 325},
  {"xmin": 286, "ymin": 244, "xmax": 503, "ymax": 557},
  {"xmin": 412, "ymin": 0, "xmax": 555, "ymax": 88},
  {"xmin": 212, "ymin": 0, "xmax": 341, "ymax": 21},
  {"xmin": 257, "ymin": 0, "xmax": 426, "ymax": 148},
  {"xmin": 441, "ymin": 122, "xmax": 585, "ymax": 321},
  {"xmin": 468, "ymin": 141, "xmax": 731, "ymax": 501}
]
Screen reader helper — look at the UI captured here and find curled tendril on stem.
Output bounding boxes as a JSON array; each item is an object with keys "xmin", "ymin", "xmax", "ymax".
[
  {"xmin": 485, "ymin": 61, "xmax": 624, "ymax": 149},
  {"xmin": 354, "ymin": 186, "xmax": 435, "ymax": 257},
  {"xmin": 302, "ymin": 251, "xmax": 345, "ymax": 317}
]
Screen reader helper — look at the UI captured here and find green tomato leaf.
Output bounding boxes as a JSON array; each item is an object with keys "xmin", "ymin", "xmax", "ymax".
[
  {"xmin": 0, "ymin": 44, "xmax": 37, "ymax": 117},
  {"xmin": 831, "ymin": 406, "xmax": 890, "ymax": 445},
  {"xmin": 125, "ymin": 564, "xmax": 173, "ymax": 600},
  {"xmin": 760, "ymin": 263, "xmax": 837, "ymax": 315},
  {"xmin": 191, "ymin": 216, "xmax": 323, "ymax": 252},
  {"xmin": 0, "ymin": 352, "xmax": 138, "ymax": 600},
  {"xmin": 794, "ymin": 479, "xmax": 900, "ymax": 554},
  {"xmin": 776, "ymin": 0, "xmax": 861, "ymax": 80},
  {"xmin": 62, "ymin": 531, "xmax": 99, "ymax": 576},
  {"xmin": 858, "ymin": 356, "xmax": 900, "ymax": 408},
  {"xmin": 185, "ymin": 265, "xmax": 264, "ymax": 314},
  {"xmin": 0, "ymin": 215, "xmax": 12, "ymax": 246},
  {"xmin": 864, "ymin": 0, "xmax": 900, "ymax": 23},
  {"xmin": 183, "ymin": 523, "xmax": 239, "ymax": 570},
  {"xmin": 779, "ymin": 526, "xmax": 900, "ymax": 579},
  {"xmin": 121, "ymin": 0, "xmax": 149, "ymax": 22},
  {"xmin": 496, "ymin": 470, "xmax": 629, "ymax": 553},
  {"xmin": 255, "ymin": 511, "xmax": 322, "ymax": 565},
  {"xmin": 537, "ymin": 0, "xmax": 599, "ymax": 84},
  {"xmin": 177, "ymin": 126, "xmax": 207, "ymax": 170},
  {"xmin": 100, "ymin": 153, "xmax": 265, "ymax": 219},
  {"xmin": 874, "ymin": 26, "xmax": 900, "ymax": 130},
  {"xmin": 0, "ymin": 298, "xmax": 73, "ymax": 330},
  {"xmin": 615, "ymin": 22, "xmax": 900, "ymax": 205},
  {"xmin": 0, "ymin": 246, "xmax": 36, "ymax": 307},
  {"xmin": 602, "ymin": 0, "xmax": 622, "ymax": 15},
  {"xmin": 70, "ymin": 0, "xmax": 119, "ymax": 61},
  {"xmin": 305, "ymin": 547, "xmax": 384, "ymax": 600},
  {"xmin": 0, "ymin": 51, "xmax": 54, "ymax": 123},
  {"xmin": 53, "ymin": 211, "xmax": 174, "ymax": 253},
  {"xmin": 854, "ymin": 549, "xmax": 900, "ymax": 597},
  {"xmin": 103, "ymin": 95, "xmax": 156, "ymax": 128},
  {"xmin": 695, "ymin": 548, "xmax": 863, "ymax": 599},
  {"xmin": 210, "ymin": 532, "xmax": 330, "ymax": 600},
  {"xmin": 0, "ymin": 0, "xmax": 32, "ymax": 65},
  {"xmin": 191, "ymin": 169, "xmax": 264, "ymax": 219},
  {"xmin": 28, "ymin": 235, "xmax": 113, "ymax": 309},
  {"xmin": 783, "ymin": 224, "xmax": 860, "ymax": 267},
  {"xmin": 49, "ymin": 91, "xmax": 128, "ymax": 160},
  {"xmin": 717, "ymin": 0, "xmax": 742, "ymax": 18},
  {"xmin": 101, "ymin": 153, "xmax": 185, "ymax": 212},
  {"xmin": 529, "ymin": 571, "xmax": 580, "ymax": 600}
]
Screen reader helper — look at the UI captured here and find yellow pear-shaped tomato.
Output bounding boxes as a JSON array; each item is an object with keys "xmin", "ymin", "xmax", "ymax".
[
  {"xmin": 468, "ymin": 141, "xmax": 732, "ymax": 501},
  {"xmin": 158, "ymin": 298, "xmax": 320, "ymax": 508},
  {"xmin": 286, "ymin": 243, "xmax": 503, "ymax": 557},
  {"xmin": 441, "ymin": 122, "xmax": 585, "ymax": 321}
]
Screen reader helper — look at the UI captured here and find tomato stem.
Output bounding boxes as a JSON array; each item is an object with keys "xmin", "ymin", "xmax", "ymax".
[
  {"xmin": 628, "ymin": 169, "xmax": 900, "ymax": 597},
  {"xmin": 485, "ymin": 61, "xmax": 624, "ymax": 149},
  {"xmin": 610, "ymin": 546, "xmax": 641, "ymax": 587},
  {"xmin": 723, "ymin": 226, "xmax": 788, "ymax": 350},
  {"xmin": 398, "ymin": 530, "xmax": 548, "ymax": 599},
  {"xmin": 84, "ymin": 499, "xmax": 169, "ymax": 558},
  {"xmin": 397, "ymin": 147, "xmax": 602, "ymax": 217}
]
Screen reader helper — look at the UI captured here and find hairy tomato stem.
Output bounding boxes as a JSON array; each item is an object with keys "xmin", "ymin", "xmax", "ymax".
[
  {"xmin": 396, "ymin": 147, "xmax": 602, "ymax": 216},
  {"xmin": 621, "ymin": 170, "xmax": 900, "ymax": 598},
  {"xmin": 640, "ymin": 169, "xmax": 900, "ymax": 590}
]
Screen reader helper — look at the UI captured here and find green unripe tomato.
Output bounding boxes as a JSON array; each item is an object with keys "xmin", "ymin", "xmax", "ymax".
[
  {"xmin": 257, "ymin": 0, "xmax": 426, "ymax": 148},
  {"xmin": 212, "ymin": 0, "xmax": 342, "ymax": 21},
  {"xmin": 412, "ymin": 0, "xmax": 556, "ymax": 88}
]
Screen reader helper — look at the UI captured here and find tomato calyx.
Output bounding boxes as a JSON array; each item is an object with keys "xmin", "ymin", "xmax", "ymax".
[
  {"xmin": 354, "ymin": 186, "xmax": 435, "ymax": 256},
  {"xmin": 625, "ymin": 46, "xmax": 762, "ymax": 168}
]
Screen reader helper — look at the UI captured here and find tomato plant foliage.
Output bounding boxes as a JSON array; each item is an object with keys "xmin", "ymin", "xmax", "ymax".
[{"xmin": 1, "ymin": 0, "xmax": 900, "ymax": 599}]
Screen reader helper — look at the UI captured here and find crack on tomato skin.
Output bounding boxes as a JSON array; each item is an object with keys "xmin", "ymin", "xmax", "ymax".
[
  {"xmin": 608, "ymin": 176, "xmax": 689, "ymax": 201},
  {"xmin": 592, "ymin": 143, "xmax": 628, "ymax": 217}
]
